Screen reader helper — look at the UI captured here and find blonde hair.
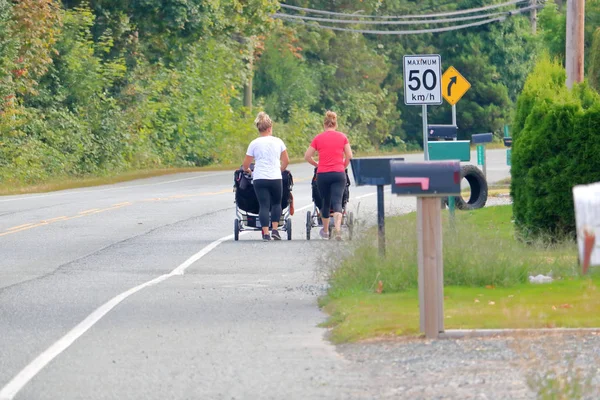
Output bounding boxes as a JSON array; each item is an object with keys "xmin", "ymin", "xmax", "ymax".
[
  {"xmin": 254, "ymin": 111, "xmax": 273, "ymax": 133},
  {"xmin": 324, "ymin": 110, "xmax": 337, "ymax": 129}
]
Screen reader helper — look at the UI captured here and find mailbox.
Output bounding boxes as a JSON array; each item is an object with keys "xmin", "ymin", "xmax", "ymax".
[
  {"xmin": 471, "ymin": 133, "xmax": 493, "ymax": 144},
  {"xmin": 350, "ymin": 157, "xmax": 405, "ymax": 186},
  {"xmin": 390, "ymin": 160, "xmax": 461, "ymax": 197},
  {"xmin": 503, "ymin": 137, "xmax": 512, "ymax": 148},
  {"xmin": 428, "ymin": 125, "xmax": 457, "ymax": 140}
]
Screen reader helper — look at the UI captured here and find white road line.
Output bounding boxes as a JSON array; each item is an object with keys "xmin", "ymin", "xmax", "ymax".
[
  {"xmin": 356, "ymin": 192, "xmax": 377, "ymax": 200},
  {"xmin": 0, "ymin": 172, "xmax": 230, "ymax": 203},
  {"xmin": 0, "ymin": 232, "xmax": 235, "ymax": 400},
  {"xmin": 0, "ymin": 192, "xmax": 382, "ymax": 399}
]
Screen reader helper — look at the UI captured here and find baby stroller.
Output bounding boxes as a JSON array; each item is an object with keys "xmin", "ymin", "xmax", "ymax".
[
  {"xmin": 306, "ymin": 168, "xmax": 354, "ymax": 240},
  {"xmin": 233, "ymin": 164, "xmax": 294, "ymax": 241}
]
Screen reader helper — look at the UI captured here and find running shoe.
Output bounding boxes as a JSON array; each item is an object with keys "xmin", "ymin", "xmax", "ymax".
[
  {"xmin": 271, "ymin": 230, "xmax": 281, "ymax": 240},
  {"xmin": 262, "ymin": 233, "xmax": 272, "ymax": 241},
  {"xmin": 319, "ymin": 228, "xmax": 329, "ymax": 240}
]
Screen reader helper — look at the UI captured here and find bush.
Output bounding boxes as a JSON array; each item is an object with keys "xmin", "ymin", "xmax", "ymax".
[{"xmin": 511, "ymin": 56, "xmax": 600, "ymax": 239}]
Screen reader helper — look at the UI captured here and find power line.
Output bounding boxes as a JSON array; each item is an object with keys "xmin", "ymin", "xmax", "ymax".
[
  {"xmin": 279, "ymin": 16, "xmax": 507, "ymax": 35},
  {"xmin": 275, "ymin": 5, "xmax": 540, "ymax": 35},
  {"xmin": 278, "ymin": 0, "xmax": 530, "ymax": 20},
  {"xmin": 274, "ymin": 5, "xmax": 542, "ymax": 26}
]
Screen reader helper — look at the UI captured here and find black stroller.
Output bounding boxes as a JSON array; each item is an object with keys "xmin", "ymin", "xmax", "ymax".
[
  {"xmin": 233, "ymin": 165, "xmax": 294, "ymax": 241},
  {"xmin": 306, "ymin": 168, "xmax": 354, "ymax": 240}
]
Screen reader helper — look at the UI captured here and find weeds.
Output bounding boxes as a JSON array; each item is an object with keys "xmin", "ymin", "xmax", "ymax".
[{"xmin": 325, "ymin": 206, "xmax": 579, "ymax": 299}]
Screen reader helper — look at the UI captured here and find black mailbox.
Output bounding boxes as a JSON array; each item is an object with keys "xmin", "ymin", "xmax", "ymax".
[
  {"xmin": 350, "ymin": 157, "xmax": 405, "ymax": 186},
  {"xmin": 428, "ymin": 125, "xmax": 458, "ymax": 140},
  {"xmin": 503, "ymin": 137, "xmax": 512, "ymax": 148},
  {"xmin": 471, "ymin": 133, "xmax": 493, "ymax": 144},
  {"xmin": 390, "ymin": 160, "xmax": 461, "ymax": 197}
]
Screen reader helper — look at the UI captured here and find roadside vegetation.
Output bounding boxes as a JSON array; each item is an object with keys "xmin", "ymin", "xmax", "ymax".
[
  {"xmin": 1, "ymin": 1, "xmax": 599, "ymax": 191},
  {"xmin": 319, "ymin": 205, "xmax": 599, "ymax": 343}
]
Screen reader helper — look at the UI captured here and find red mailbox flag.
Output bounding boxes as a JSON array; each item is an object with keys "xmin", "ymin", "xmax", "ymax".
[{"xmin": 583, "ymin": 227, "xmax": 596, "ymax": 275}]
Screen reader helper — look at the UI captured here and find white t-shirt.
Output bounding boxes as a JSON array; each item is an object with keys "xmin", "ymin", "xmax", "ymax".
[{"xmin": 246, "ymin": 136, "xmax": 287, "ymax": 180}]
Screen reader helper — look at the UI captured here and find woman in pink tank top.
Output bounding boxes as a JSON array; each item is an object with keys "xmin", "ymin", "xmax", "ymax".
[{"xmin": 304, "ymin": 111, "xmax": 353, "ymax": 240}]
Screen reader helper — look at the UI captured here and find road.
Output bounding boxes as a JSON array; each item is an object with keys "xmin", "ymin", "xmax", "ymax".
[{"xmin": 0, "ymin": 150, "xmax": 511, "ymax": 400}]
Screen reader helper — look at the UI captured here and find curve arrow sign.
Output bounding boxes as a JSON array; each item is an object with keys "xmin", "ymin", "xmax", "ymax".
[{"xmin": 447, "ymin": 76, "xmax": 457, "ymax": 97}]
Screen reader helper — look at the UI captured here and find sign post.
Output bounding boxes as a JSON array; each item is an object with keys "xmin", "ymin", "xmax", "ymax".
[{"xmin": 403, "ymin": 54, "xmax": 443, "ymax": 161}]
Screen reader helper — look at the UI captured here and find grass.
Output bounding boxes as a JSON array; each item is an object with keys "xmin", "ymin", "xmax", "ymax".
[
  {"xmin": 324, "ymin": 206, "xmax": 579, "ymax": 297},
  {"xmin": 318, "ymin": 205, "xmax": 597, "ymax": 342},
  {"xmin": 320, "ymin": 277, "xmax": 600, "ymax": 343}
]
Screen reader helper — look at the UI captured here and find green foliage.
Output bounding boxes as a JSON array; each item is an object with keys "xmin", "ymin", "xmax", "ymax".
[
  {"xmin": 511, "ymin": 56, "xmax": 600, "ymax": 238},
  {"xmin": 254, "ymin": 28, "xmax": 319, "ymax": 123},
  {"xmin": 538, "ymin": 0, "xmax": 600, "ymax": 74},
  {"xmin": 538, "ymin": 0, "xmax": 566, "ymax": 63},
  {"xmin": 0, "ymin": 0, "xmax": 589, "ymax": 186}
]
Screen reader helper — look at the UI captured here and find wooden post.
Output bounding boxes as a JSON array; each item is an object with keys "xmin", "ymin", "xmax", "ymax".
[
  {"xmin": 530, "ymin": 0, "xmax": 537, "ymax": 34},
  {"xmin": 417, "ymin": 197, "xmax": 444, "ymax": 339},
  {"xmin": 566, "ymin": 0, "xmax": 585, "ymax": 88},
  {"xmin": 244, "ymin": 56, "xmax": 253, "ymax": 110}
]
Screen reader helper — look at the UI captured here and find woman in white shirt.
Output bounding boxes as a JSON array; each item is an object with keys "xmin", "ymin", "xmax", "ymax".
[{"xmin": 242, "ymin": 112, "xmax": 290, "ymax": 241}]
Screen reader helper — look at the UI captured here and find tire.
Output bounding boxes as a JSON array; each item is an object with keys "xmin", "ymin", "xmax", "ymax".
[
  {"xmin": 348, "ymin": 212, "xmax": 354, "ymax": 241},
  {"xmin": 234, "ymin": 219, "xmax": 240, "ymax": 241},
  {"xmin": 455, "ymin": 164, "xmax": 488, "ymax": 210},
  {"xmin": 287, "ymin": 218, "xmax": 293, "ymax": 241},
  {"xmin": 306, "ymin": 211, "xmax": 312, "ymax": 240}
]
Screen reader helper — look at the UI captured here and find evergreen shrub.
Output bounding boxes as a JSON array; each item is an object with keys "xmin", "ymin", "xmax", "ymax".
[{"xmin": 511, "ymin": 56, "xmax": 600, "ymax": 239}]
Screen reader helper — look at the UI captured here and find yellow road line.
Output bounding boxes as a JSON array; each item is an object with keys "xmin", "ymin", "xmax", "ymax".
[
  {"xmin": 78, "ymin": 208, "xmax": 100, "ymax": 214},
  {"xmin": 5, "ymin": 223, "xmax": 36, "ymax": 231},
  {"xmin": 2, "ymin": 190, "xmax": 228, "ymax": 238},
  {"xmin": 41, "ymin": 216, "xmax": 68, "ymax": 223}
]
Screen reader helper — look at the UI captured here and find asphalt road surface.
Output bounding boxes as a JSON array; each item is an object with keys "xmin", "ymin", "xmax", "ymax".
[{"xmin": 0, "ymin": 150, "xmax": 511, "ymax": 400}]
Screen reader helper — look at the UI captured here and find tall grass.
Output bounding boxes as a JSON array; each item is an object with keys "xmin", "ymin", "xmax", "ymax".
[{"xmin": 325, "ymin": 206, "xmax": 580, "ymax": 299}]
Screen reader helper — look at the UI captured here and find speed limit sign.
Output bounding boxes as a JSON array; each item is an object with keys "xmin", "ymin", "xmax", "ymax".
[{"xmin": 403, "ymin": 55, "xmax": 442, "ymax": 105}]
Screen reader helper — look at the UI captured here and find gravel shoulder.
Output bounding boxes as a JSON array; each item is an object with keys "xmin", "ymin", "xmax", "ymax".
[
  {"xmin": 335, "ymin": 332, "xmax": 600, "ymax": 399},
  {"xmin": 327, "ymin": 197, "xmax": 600, "ymax": 399}
]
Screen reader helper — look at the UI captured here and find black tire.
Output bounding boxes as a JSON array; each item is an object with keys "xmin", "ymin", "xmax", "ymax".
[
  {"xmin": 306, "ymin": 211, "xmax": 312, "ymax": 240},
  {"xmin": 234, "ymin": 219, "xmax": 240, "ymax": 241},
  {"xmin": 348, "ymin": 212, "xmax": 354, "ymax": 241},
  {"xmin": 455, "ymin": 164, "xmax": 488, "ymax": 210},
  {"xmin": 287, "ymin": 218, "xmax": 293, "ymax": 240}
]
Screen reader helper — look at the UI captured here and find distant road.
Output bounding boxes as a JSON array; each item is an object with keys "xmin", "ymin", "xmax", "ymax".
[{"xmin": 0, "ymin": 149, "xmax": 510, "ymax": 399}]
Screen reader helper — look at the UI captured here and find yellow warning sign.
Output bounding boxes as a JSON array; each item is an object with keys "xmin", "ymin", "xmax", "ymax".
[{"xmin": 442, "ymin": 66, "xmax": 471, "ymax": 106}]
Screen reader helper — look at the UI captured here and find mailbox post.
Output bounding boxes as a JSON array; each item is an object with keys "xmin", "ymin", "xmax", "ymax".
[
  {"xmin": 390, "ymin": 160, "xmax": 461, "ymax": 339},
  {"xmin": 350, "ymin": 157, "xmax": 405, "ymax": 257}
]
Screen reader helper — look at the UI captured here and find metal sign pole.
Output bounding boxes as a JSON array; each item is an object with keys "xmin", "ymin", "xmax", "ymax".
[
  {"xmin": 423, "ymin": 105, "xmax": 429, "ymax": 161},
  {"xmin": 451, "ymin": 104, "xmax": 457, "ymax": 129}
]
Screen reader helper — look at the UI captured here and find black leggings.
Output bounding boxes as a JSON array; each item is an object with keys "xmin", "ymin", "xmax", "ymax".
[
  {"xmin": 253, "ymin": 179, "xmax": 283, "ymax": 228},
  {"xmin": 317, "ymin": 172, "xmax": 346, "ymax": 219}
]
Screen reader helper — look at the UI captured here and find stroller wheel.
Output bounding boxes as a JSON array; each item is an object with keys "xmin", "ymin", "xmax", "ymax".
[
  {"xmin": 234, "ymin": 219, "xmax": 240, "ymax": 241},
  {"xmin": 306, "ymin": 211, "xmax": 312, "ymax": 240},
  {"xmin": 286, "ymin": 218, "xmax": 292, "ymax": 240}
]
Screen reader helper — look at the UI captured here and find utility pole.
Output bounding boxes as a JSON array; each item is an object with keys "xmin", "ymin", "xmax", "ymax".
[
  {"xmin": 566, "ymin": 0, "xmax": 585, "ymax": 88},
  {"xmin": 244, "ymin": 55, "xmax": 253, "ymax": 110},
  {"xmin": 530, "ymin": 0, "xmax": 537, "ymax": 34}
]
